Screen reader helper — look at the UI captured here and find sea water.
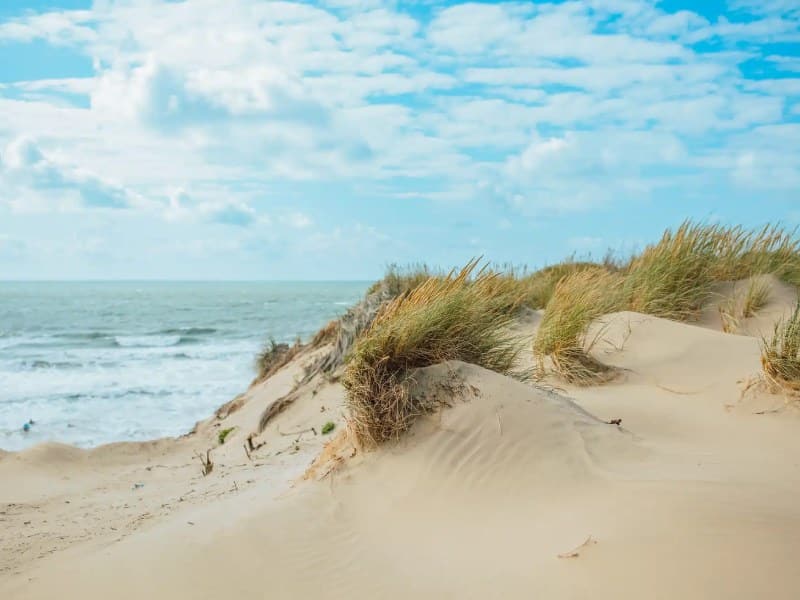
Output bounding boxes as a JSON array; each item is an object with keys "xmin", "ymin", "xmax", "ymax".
[{"xmin": 0, "ymin": 281, "xmax": 368, "ymax": 451}]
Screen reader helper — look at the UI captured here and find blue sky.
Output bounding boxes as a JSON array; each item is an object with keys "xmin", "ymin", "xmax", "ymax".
[{"xmin": 0, "ymin": 0, "xmax": 798, "ymax": 280}]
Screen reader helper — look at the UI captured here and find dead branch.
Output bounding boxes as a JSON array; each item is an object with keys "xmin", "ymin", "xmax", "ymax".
[{"xmin": 277, "ymin": 426, "xmax": 317, "ymax": 437}]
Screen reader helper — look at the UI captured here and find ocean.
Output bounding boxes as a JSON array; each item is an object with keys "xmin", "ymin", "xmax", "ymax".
[{"xmin": 0, "ymin": 281, "xmax": 369, "ymax": 451}]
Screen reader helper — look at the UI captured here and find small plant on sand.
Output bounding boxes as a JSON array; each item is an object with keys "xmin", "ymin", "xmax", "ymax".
[
  {"xmin": 321, "ymin": 421, "xmax": 335, "ymax": 435},
  {"xmin": 742, "ymin": 276, "xmax": 772, "ymax": 318},
  {"xmin": 761, "ymin": 301, "xmax": 800, "ymax": 394},
  {"xmin": 718, "ymin": 277, "xmax": 772, "ymax": 334},
  {"xmin": 256, "ymin": 337, "xmax": 303, "ymax": 382},
  {"xmin": 718, "ymin": 296, "xmax": 740, "ymax": 334},
  {"xmin": 343, "ymin": 260, "xmax": 523, "ymax": 446},
  {"xmin": 218, "ymin": 427, "xmax": 235, "ymax": 445},
  {"xmin": 533, "ymin": 269, "xmax": 624, "ymax": 384},
  {"xmin": 310, "ymin": 319, "xmax": 339, "ymax": 348}
]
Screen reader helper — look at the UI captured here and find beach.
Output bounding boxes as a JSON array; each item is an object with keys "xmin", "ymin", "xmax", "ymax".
[{"xmin": 2, "ymin": 272, "xmax": 800, "ymax": 599}]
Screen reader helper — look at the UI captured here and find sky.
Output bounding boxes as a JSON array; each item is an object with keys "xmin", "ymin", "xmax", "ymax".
[{"xmin": 0, "ymin": 0, "xmax": 798, "ymax": 280}]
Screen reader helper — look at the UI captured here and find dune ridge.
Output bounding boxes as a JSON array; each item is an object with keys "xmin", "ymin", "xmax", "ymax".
[{"xmin": 2, "ymin": 267, "xmax": 800, "ymax": 598}]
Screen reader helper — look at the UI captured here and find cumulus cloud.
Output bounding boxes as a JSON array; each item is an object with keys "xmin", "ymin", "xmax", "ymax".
[
  {"xmin": 164, "ymin": 189, "xmax": 258, "ymax": 227},
  {"xmin": 0, "ymin": 136, "xmax": 134, "ymax": 210},
  {"xmin": 0, "ymin": 0, "xmax": 797, "ymax": 225},
  {"xmin": 91, "ymin": 57, "xmax": 329, "ymax": 132}
]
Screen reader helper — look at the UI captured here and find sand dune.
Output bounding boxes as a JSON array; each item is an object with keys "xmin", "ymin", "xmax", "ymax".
[{"xmin": 3, "ymin": 289, "xmax": 800, "ymax": 598}]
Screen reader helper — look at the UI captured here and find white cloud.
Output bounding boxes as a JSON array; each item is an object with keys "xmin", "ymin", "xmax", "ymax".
[
  {"xmin": 164, "ymin": 190, "xmax": 259, "ymax": 227},
  {"xmin": 0, "ymin": 0, "xmax": 798, "ymax": 228},
  {"xmin": 0, "ymin": 136, "xmax": 137, "ymax": 211}
]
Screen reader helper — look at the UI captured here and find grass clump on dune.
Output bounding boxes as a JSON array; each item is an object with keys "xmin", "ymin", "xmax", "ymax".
[
  {"xmin": 343, "ymin": 260, "xmax": 523, "ymax": 446},
  {"xmin": 761, "ymin": 302, "xmax": 800, "ymax": 394},
  {"xmin": 742, "ymin": 276, "xmax": 772, "ymax": 318},
  {"xmin": 719, "ymin": 276, "xmax": 773, "ymax": 333},
  {"xmin": 711, "ymin": 224, "xmax": 800, "ymax": 284},
  {"xmin": 256, "ymin": 338, "xmax": 302, "ymax": 382},
  {"xmin": 521, "ymin": 260, "xmax": 611, "ymax": 309},
  {"xmin": 366, "ymin": 263, "xmax": 433, "ymax": 298},
  {"xmin": 621, "ymin": 221, "xmax": 796, "ymax": 322},
  {"xmin": 533, "ymin": 269, "xmax": 623, "ymax": 384},
  {"xmin": 623, "ymin": 221, "xmax": 720, "ymax": 321}
]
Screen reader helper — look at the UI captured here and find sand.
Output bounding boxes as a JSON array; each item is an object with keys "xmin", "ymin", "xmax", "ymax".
[{"xmin": 2, "ymin": 281, "xmax": 800, "ymax": 599}]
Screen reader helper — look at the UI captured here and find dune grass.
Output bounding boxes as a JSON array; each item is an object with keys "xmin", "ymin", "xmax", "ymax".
[
  {"xmin": 761, "ymin": 301, "xmax": 800, "ymax": 394},
  {"xmin": 711, "ymin": 224, "xmax": 800, "ymax": 284},
  {"xmin": 742, "ymin": 276, "xmax": 772, "ymax": 318},
  {"xmin": 533, "ymin": 269, "xmax": 624, "ymax": 383},
  {"xmin": 719, "ymin": 276, "xmax": 773, "ymax": 333},
  {"xmin": 256, "ymin": 338, "xmax": 302, "ymax": 382},
  {"xmin": 366, "ymin": 263, "xmax": 433, "ymax": 298},
  {"xmin": 622, "ymin": 221, "xmax": 720, "ymax": 321},
  {"xmin": 520, "ymin": 260, "xmax": 610, "ymax": 309},
  {"xmin": 310, "ymin": 319, "xmax": 339, "ymax": 349},
  {"xmin": 621, "ymin": 221, "xmax": 798, "ymax": 321},
  {"xmin": 343, "ymin": 260, "xmax": 523, "ymax": 446}
]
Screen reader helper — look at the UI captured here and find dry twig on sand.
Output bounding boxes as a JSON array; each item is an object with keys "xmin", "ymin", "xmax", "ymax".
[
  {"xmin": 557, "ymin": 536, "xmax": 597, "ymax": 559},
  {"xmin": 194, "ymin": 449, "xmax": 213, "ymax": 476}
]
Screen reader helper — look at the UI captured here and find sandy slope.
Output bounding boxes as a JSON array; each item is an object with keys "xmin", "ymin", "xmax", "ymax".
[{"xmin": 3, "ymin": 284, "xmax": 800, "ymax": 599}]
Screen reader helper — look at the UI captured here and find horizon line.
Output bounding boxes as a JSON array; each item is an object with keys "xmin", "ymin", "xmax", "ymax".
[{"xmin": 0, "ymin": 278, "xmax": 377, "ymax": 283}]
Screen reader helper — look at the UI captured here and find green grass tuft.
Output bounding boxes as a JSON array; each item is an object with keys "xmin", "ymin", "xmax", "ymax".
[{"xmin": 218, "ymin": 427, "xmax": 235, "ymax": 445}]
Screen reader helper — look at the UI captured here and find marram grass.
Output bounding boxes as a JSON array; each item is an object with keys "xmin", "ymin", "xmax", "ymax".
[
  {"xmin": 761, "ymin": 301, "xmax": 800, "ymax": 394},
  {"xmin": 520, "ymin": 261, "xmax": 610, "ymax": 309},
  {"xmin": 343, "ymin": 260, "xmax": 523, "ymax": 446},
  {"xmin": 623, "ymin": 221, "xmax": 798, "ymax": 321},
  {"xmin": 533, "ymin": 268, "xmax": 624, "ymax": 384},
  {"xmin": 718, "ymin": 276, "xmax": 772, "ymax": 334},
  {"xmin": 623, "ymin": 221, "xmax": 719, "ymax": 321}
]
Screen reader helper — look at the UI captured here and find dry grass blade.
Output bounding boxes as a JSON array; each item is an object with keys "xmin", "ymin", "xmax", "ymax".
[
  {"xmin": 255, "ymin": 338, "xmax": 303, "ymax": 383},
  {"xmin": 519, "ymin": 260, "xmax": 610, "ymax": 309},
  {"xmin": 718, "ymin": 295, "xmax": 740, "ymax": 334},
  {"xmin": 718, "ymin": 276, "xmax": 772, "ymax": 334},
  {"xmin": 742, "ymin": 276, "xmax": 771, "ymax": 318},
  {"xmin": 533, "ymin": 269, "xmax": 623, "ymax": 384},
  {"xmin": 623, "ymin": 221, "xmax": 719, "ymax": 321},
  {"xmin": 760, "ymin": 301, "xmax": 800, "ymax": 395}
]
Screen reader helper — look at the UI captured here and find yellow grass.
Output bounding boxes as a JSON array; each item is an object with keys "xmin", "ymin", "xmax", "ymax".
[
  {"xmin": 533, "ymin": 269, "xmax": 624, "ymax": 383},
  {"xmin": 520, "ymin": 261, "xmax": 609, "ymax": 309},
  {"xmin": 742, "ymin": 276, "xmax": 772, "ymax": 318},
  {"xmin": 622, "ymin": 221, "xmax": 797, "ymax": 321},
  {"xmin": 255, "ymin": 338, "xmax": 302, "ymax": 382},
  {"xmin": 623, "ymin": 221, "xmax": 719, "ymax": 320},
  {"xmin": 343, "ymin": 260, "xmax": 523, "ymax": 446},
  {"xmin": 718, "ymin": 277, "xmax": 772, "ymax": 334},
  {"xmin": 366, "ymin": 263, "xmax": 432, "ymax": 297},
  {"xmin": 761, "ymin": 301, "xmax": 800, "ymax": 394}
]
